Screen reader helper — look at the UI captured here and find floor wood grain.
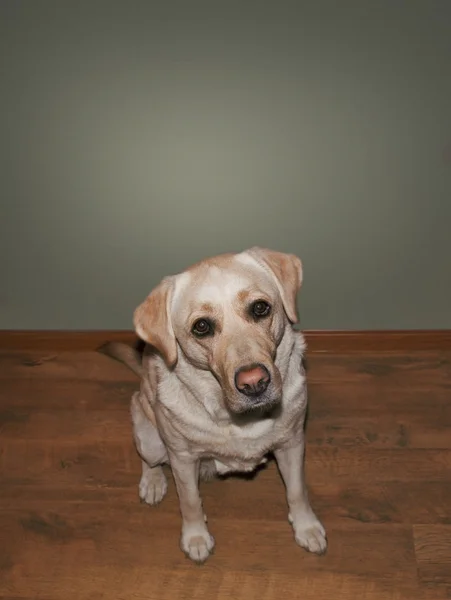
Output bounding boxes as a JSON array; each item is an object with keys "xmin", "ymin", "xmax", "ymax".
[{"xmin": 1, "ymin": 349, "xmax": 450, "ymax": 599}]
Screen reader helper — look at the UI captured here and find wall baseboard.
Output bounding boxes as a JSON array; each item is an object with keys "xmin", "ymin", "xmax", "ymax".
[{"xmin": 0, "ymin": 329, "xmax": 450, "ymax": 353}]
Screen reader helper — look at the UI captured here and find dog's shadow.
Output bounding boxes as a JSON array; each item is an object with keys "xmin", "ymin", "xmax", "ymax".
[
  {"xmin": 301, "ymin": 356, "xmax": 312, "ymax": 433},
  {"xmin": 217, "ymin": 458, "xmax": 272, "ymax": 482}
]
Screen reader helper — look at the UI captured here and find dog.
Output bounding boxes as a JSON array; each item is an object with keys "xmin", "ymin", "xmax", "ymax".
[{"xmin": 100, "ymin": 246, "xmax": 327, "ymax": 563}]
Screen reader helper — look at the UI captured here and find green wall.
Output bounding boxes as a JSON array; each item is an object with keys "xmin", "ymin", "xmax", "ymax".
[{"xmin": 1, "ymin": 1, "xmax": 450, "ymax": 330}]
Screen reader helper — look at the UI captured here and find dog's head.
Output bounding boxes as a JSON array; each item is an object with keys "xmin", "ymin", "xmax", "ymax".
[{"xmin": 134, "ymin": 247, "xmax": 303, "ymax": 414}]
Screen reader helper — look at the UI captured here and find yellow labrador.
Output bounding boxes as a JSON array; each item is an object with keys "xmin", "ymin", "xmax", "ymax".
[{"xmin": 101, "ymin": 247, "xmax": 326, "ymax": 563}]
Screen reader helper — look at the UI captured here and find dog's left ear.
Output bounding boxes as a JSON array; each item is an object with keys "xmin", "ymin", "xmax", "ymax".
[{"xmin": 246, "ymin": 247, "xmax": 303, "ymax": 323}]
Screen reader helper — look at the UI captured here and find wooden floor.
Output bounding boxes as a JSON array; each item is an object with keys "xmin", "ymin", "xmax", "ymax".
[{"xmin": 1, "ymin": 348, "xmax": 450, "ymax": 600}]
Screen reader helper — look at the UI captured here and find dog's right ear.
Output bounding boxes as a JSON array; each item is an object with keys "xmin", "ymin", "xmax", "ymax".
[{"xmin": 133, "ymin": 276, "xmax": 178, "ymax": 368}]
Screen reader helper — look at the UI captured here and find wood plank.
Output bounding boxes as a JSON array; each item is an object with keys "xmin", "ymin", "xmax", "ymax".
[
  {"xmin": 0, "ymin": 330, "xmax": 138, "ymax": 352},
  {"xmin": 0, "ymin": 408, "xmax": 131, "ymax": 441},
  {"xmin": 305, "ymin": 353, "xmax": 451, "ymax": 387},
  {"xmin": 305, "ymin": 415, "xmax": 451, "ymax": 449},
  {"xmin": 0, "ymin": 507, "xmax": 419, "ymax": 599},
  {"xmin": 0, "ymin": 569, "xmax": 423, "ymax": 600},
  {"xmin": 305, "ymin": 330, "xmax": 451, "ymax": 353},
  {"xmin": 0, "ymin": 438, "xmax": 139, "ymax": 490},
  {"xmin": 1, "ymin": 329, "xmax": 451, "ymax": 353},
  {"xmin": 308, "ymin": 382, "xmax": 451, "ymax": 418},
  {"xmin": 308, "ymin": 482, "xmax": 451, "ymax": 526},
  {"xmin": 414, "ymin": 525, "xmax": 451, "ymax": 585},
  {"xmin": 0, "ymin": 351, "xmax": 138, "ymax": 382},
  {"xmin": 0, "ymin": 378, "xmax": 137, "ymax": 410},
  {"xmin": 417, "ymin": 587, "xmax": 451, "ymax": 600},
  {"xmin": 305, "ymin": 448, "xmax": 451, "ymax": 483}
]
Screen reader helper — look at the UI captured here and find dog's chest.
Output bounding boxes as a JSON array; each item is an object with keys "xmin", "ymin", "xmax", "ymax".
[
  {"xmin": 210, "ymin": 417, "xmax": 277, "ymax": 456},
  {"xmin": 200, "ymin": 420, "xmax": 278, "ymax": 472},
  {"xmin": 198, "ymin": 411, "xmax": 301, "ymax": 474},
  {"xmin": 164, "ymin": 400, "xmax": 296, "ymax": 464}
]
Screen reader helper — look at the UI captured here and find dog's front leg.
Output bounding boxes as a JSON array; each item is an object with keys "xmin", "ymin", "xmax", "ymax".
[
  {"xmin": 274, "ymin": 439, "xmax": 327, "ymax": 555},
  {"xmin": 169, "ymin": 452, "xmax": 215, "ymax": 563}
]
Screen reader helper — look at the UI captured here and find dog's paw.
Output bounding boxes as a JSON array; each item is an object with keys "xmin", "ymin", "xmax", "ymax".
[
  {"xmin": 181, "ymin": 526, "xmax": 215, "ymax": 564},
  {"xmin": 289, "ymin": 512, "xmax": 327, "ymax": 555},
  {"xmin": 139, "ymin": 467, "xmax": 167, "ymax": 505}
]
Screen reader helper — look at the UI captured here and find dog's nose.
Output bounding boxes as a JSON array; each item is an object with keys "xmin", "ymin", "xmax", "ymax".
[{"xmin": 235, "ymin": 364, "xmax": 270, "ymax": 397}]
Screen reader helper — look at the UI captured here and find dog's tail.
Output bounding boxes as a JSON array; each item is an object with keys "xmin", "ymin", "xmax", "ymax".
[{"xmin": 97, "ymin": 341, "xmax": 144, "ymax": 378}]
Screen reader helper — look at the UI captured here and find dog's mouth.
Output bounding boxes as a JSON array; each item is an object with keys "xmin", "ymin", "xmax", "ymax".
[
  {"xmin": 228, "ymin": 397, "xmax": 282, "ymax": 424},
  {"xmin": 225, "ymin": 393, "xmax": 282, "ymax": 417}
]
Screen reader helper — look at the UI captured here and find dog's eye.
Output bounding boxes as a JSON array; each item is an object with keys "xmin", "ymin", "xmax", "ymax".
[
  {"xmin": 192, "ymin": 318, "xmax": 213, "ymax": 337},
  {"xmin": 251, "ymin": 300, "xmax": 271, "ymax": 319}
]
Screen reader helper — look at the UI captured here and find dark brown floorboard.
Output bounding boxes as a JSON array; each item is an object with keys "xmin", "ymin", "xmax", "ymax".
[{"xmin": 0, "ymin": 349, "xmax": 450, "ymax": 599}]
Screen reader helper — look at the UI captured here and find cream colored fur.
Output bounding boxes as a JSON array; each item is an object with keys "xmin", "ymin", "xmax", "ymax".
[{"xmin": 101, "ymin": 247, "xmax": 327, "ymax": 563}]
